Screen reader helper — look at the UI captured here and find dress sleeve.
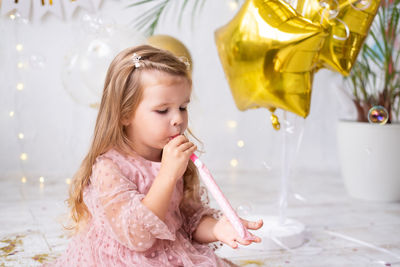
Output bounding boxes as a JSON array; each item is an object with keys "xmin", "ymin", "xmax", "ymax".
[
  {"xmin": 180, "ymin": 187, "xmax": 221, "ymax": 240},
  {"xmin": 89, "ymin": 157, "xmax": 175, "ymax": 252}
]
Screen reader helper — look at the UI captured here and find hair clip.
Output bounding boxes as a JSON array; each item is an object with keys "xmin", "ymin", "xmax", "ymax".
[
  {"xmin": 179, "ymin": 56, "xmax": 190, "ymax": 70},
  {"xmin": 132, "ymin": 53, "xmax": 142, "ymax": 68}
]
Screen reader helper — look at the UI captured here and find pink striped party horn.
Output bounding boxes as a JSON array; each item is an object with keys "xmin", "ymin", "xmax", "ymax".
[{"xmin": 190, "ymin": 154, "xmax": 255, "ymax": 241}]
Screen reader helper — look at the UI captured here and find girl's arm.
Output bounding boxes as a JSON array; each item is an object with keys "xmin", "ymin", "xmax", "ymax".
[
  {"xmin": 141, "ymin": 171, "xmax": 177, "ymax": 221},
  {"xmin": 193, "ymin": 215, "xmax": 263, "ymax": 248},
  {"xmin": 142, "ymin": 135, "xmax": 197, "ymax": 221},
  {"xmin": 192, "ymin": 216, "xmax": 218, "ymax": 243}
]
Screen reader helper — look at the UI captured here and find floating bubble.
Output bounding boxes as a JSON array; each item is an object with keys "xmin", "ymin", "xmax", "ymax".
[
  {"xmin": 236, "ymin": 202, "xmax": 253, "ymax": 217},
  {"xmin": 350, "ymin": 0, "xmax": 371, "ymax": 10},
  {"xmin": 368, "ymin": 106, "xmax": 388, "ymax": 125},
  {"xmin": 293, "ymin": 193, "xmax": 307, "ymax": 202},
  {"xmin": 262, "ymin": 161, "xmax": 272, "ymax": 171},
  {"xmin": 29, "ymin": 54, "xmax": 46, "ymax": 69},
  {"xmin": 12, "ymin": 12, "xmax": 29, "ymax": 24},
  {"xmin": 283, "ymin": 119, "xmax": 295, "ymax": 134},
  {"xmin": 319, "ymin": 0, "xmax": 339, "ymax": 19},
  {"xmin": 81, "ymin": 14, "xmax": 116, "ymax": 35}
]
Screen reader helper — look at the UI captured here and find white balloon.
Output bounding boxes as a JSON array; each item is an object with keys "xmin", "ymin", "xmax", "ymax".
[{"xmin": 62, "ymin": 25, "xmax": 145, "ymax": 108}]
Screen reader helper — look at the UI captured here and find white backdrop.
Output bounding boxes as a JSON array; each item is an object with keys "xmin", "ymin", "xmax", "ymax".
[{"xmin": 0, "ymin": 0, "xmax": 351, "ymax": 180}]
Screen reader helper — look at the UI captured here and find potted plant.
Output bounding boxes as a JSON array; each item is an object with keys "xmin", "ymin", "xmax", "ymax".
[{"xmin": 337, "ymin": 0, "xmax": 400, "ymax": 202}]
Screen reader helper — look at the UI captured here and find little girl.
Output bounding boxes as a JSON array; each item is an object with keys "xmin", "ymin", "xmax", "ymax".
[{"xmin": 48, "ymin": 45, "xmax": 262, "ymax": 266}]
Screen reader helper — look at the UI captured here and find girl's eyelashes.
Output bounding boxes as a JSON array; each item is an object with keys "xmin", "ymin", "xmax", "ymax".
[
  {"xmin": 156, "ymin": 109, "xmax": 168, "ymax": 114},
  {"xmin": 155, "ymin": 106, "xmax": 187, "ymax": 114}
]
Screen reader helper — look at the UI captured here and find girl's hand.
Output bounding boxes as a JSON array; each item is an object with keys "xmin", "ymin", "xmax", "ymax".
[
  {"xmin": 213, "ymin": 216, "xmax": 263, "ymax": 249},
  {"xmin": 160, "ymin": 135, "xmax": 197, "ymax": 181}
]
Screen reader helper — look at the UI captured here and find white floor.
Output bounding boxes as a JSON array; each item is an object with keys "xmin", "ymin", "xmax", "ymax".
[{"xmin": 1, "ymin": 170, "xmax": 400, "ymax": 266}]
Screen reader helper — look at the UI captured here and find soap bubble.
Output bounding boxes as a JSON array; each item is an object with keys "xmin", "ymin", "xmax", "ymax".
[
  {"xmin": 282, "ymin": 119, "xmax": 295, "ymax": 134},
  {"xmin": 319, "ymin": 0, "xmax": 339, "ymax": 19},
  {"xmin": 236, "ymin": 202, "xmax": 253, "ymax": 217},
  {"xmin": 350, "ymin": 0, "xmax": 371, "ymax": 10},
  {"xmin": 368, "ymin": 106, "xmax": 388, "ymax": 125},
  {"xmin": 12, "ymin": 12, "xmax": 29, "ymax": 25},
  {"xmin": 29, "ymin": 54, "xmax": 46, "ymax": 69},
  {"xmin": 262, "ymin": 161, "xmax": 272, "ymax": 171}
]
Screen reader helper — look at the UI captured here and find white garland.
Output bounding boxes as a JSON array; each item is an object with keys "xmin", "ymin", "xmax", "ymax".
[{"xmin": 1, "ymin": 0, "xmax": 103, "ymax": 21}]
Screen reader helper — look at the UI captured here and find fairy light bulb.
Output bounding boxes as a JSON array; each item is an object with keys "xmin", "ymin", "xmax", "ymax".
[
  {"xmin": 17, "ymin": 62, "xmax": 24, "ymax": 69},
  {"xmin": 228, "ymin": 0, "xmax": 239, "ymax": 10},
  {"xmin": 21, "ymin": 176, "xmax": 27, "ymax": 183},
  {"xmin": 20, "ymin": 153, "xmax": 28, "ymax": 161},
  {"xmin": 16, "ymin": 83, "xmax": 24, "ymax": 91},
  {"xmin": 10, "ymin": 14, "xmax": 16, "ymax": 20},
  {"xmin": 9, "ymin": 111, "xmax": 15, "ymax": 117},
  {"xmin": 39, "ymin": 176, "xmax": 45, "ymax": 183},
  {"xmin": 66, "ymin": 178, "xmax": 71, "ymax": 185},
  {"xmin": 18, "ymin": 133, "xmax": 24, "ymax": 139},
  {"xmin": 16, "ymin": 44, "xmax": 23, "ymax": 52},
  {"xmin": 227, "ymin": 120, "xmax": 237, "ymax": 129},
  {"xmin": 237, "ymin": 140, "xmax": 245, "ymax": 148},
  {"xmin": 230, "ymin": 158, "xmax": 238, "ymax": 167}
]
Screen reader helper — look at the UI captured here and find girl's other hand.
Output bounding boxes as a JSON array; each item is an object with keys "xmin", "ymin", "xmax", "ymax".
[
  {"xmin": 160, "ymin": 135, "xmax": 197, "ymax": 181},
  {"xmin": 213, "ymin": 216, "xmax": 263, "ymax": 249}
]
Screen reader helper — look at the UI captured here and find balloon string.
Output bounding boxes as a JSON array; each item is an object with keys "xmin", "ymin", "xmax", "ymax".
[
  {"xmin": 293, "ymin": 117, "xmax": 305, "ymax": 167},
  {"xmin": 333, "ymin": 18, "xmax": 350, "ymax": 41},
  {"xmin": 323, "ymin": 230, "xmax": 400, "ymax": 261},
  {"xmin": 270, "ymin": 235, "xmax": 293, "ymax": 251},
  {"xmin": 279, "ymin": 111, "xmax": 288, "ymax": 225},
  {"xmin": 246, "ymin": 229, "xmax": 400, "ymax": 265}
]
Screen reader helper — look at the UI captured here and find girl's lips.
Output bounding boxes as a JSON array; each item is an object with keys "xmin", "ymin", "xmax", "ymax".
[{"xmin": 169, "ymin": 134, "xmax": 180, "ymax": 140}]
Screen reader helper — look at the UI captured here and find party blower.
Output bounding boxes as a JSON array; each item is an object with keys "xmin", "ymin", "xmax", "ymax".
[{"xmin": 190, "ymin": 153, "xmax": 255, "ymax": 241}]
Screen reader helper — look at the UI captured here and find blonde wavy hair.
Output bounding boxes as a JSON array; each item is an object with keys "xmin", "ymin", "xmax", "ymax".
[{"xmin": 67, "ymin": 45, "xmax": 202, "ymax": 231}]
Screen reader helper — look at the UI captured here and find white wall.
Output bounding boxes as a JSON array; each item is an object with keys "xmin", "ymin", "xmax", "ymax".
[{"xmin": 0, "ymin": 0, "xmax": 350, "ymax": 180}]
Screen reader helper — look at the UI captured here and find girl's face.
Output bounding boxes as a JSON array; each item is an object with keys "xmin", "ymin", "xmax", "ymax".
[{"xmin": 124, "ymin": 70, "xmax": 191, "ymax": 162}]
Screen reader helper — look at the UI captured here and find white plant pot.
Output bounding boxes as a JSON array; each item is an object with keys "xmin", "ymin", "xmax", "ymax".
[{"xmin": 337, "ymin": 121, "xmax": 400, "ymax": 202}]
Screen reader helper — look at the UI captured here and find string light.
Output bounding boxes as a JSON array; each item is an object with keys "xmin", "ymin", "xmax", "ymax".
[
  {"xmin": 230, "ymin": 158, "xmax": 238, "ymax": 167},
  {"xmin": 237, "ymin": 140, "xmax": 245, "ymax": 148},
  {"xmin": 16, "ymin": 83, "xmax": 24, "ymax": 91},
  {"xmin": 227, "ymin": 120, "xmax": 237, "ymax": 129},
  {"xmin": 16, "ymin": 44, "xmax": 23, "ymax": 51},
  {"xmin": 20, "ymin": 153, "xmax": 28, "ymax": 161},
  {"xmin": 66, "ymin": 178, "xmax": 72, "ymax": 185},
  {"xmin": 39, "ymin": 176, "xmax": 45, "ymax": 183},
  {"xmin": 228, "ymin": 0, "xmax": 239, "ymax": 10},
  {"xmin": 11, "ymin": 12, "xmax": 31, "ymax": 189}
]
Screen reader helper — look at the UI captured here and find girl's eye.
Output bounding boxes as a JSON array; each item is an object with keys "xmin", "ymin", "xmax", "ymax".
[
  {"xmin": 180, "ymin": 107, "xmax": 187, "ymax": 111},
  {"xmin": 156, "ymin": 109, "xmax": 168, "ymax": 114}
]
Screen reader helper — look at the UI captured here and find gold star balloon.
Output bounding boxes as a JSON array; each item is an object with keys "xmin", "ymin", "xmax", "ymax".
[
  {"xmin": 215, "ymin": 0, "xmax": 379, "ymax": 128},
  {"xmin": 215, "ymin": 0, "xmax": 328, "ymax": 122},
  {"xmin": 297, "ymin": 0, "xmax": 380, "ymax": 75}
]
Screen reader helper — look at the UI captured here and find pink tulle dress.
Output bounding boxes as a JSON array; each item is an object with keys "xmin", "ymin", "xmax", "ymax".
[{"xmin": 47, "ymin": 149, "xmax": 235, "ymax": 267}]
